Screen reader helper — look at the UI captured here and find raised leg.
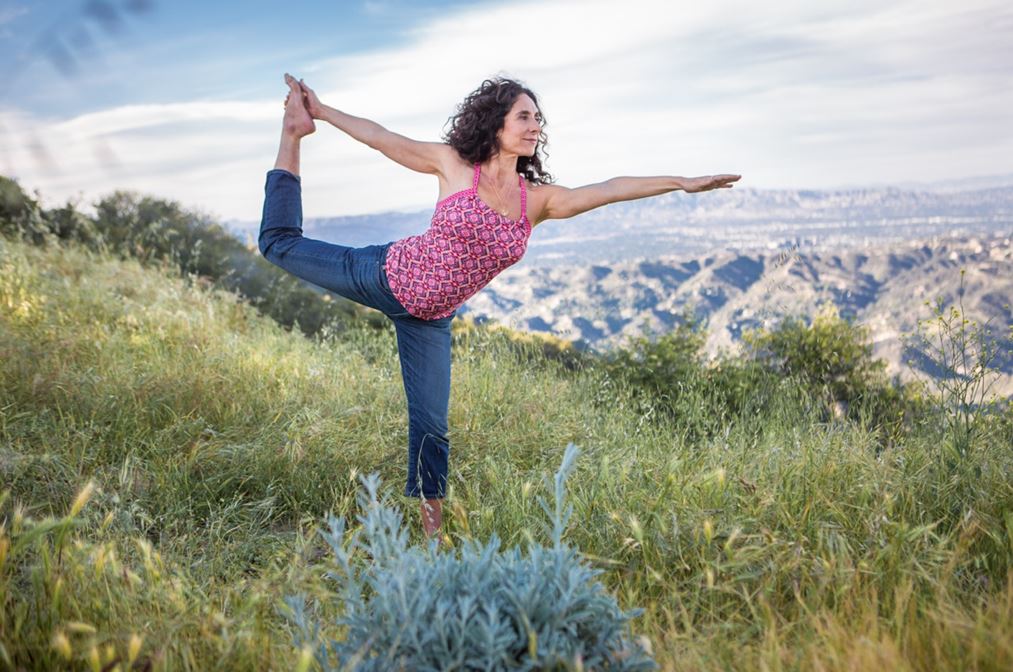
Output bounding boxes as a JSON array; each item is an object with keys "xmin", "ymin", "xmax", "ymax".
[{"xmin": 259, "ymin": 76, "xmax": 397, "ymax": 313}]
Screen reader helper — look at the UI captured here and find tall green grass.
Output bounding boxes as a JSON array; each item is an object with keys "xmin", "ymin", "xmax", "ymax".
[{"xmin": 2, "ymin": 237, "xmax": 1011, "ymax": 670}]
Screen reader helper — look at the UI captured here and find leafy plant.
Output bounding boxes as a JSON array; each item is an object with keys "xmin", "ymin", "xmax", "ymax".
[
  {"xmin": 744, "ymin": 303, "xmax": 887, "ymax": 413},
  {"xmin": 284, "ymin": 444, "xmax": 656, "ymax": 671},
  {"xmin": 0, "ymin": 176, "xmax": 368, "ymax": 337},
  {"xmin": 905, "ymin": 269, "xmax": 1010, "ymax": 457},
  {"xmin": 0, "ymin": 176, "xmax": 49, "ymax": 244}
]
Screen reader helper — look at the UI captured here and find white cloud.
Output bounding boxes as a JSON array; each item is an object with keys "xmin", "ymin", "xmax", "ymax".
[{"xmin": 2, "ymin": 0, "xmax": 1011, "ymax": 221}]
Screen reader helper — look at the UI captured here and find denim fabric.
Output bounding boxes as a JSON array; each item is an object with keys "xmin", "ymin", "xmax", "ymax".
[{"xmin": 259, "ymin": 169, "xmax": 454, "ymax": 499}]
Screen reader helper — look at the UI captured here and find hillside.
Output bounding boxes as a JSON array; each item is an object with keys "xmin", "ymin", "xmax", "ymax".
[{"xmin": 2, "ymin": 237, "xmax": 1011, "ymax": 671}]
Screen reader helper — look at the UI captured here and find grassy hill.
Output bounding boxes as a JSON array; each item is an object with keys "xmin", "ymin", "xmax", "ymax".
[{"xmin": 2, "ymin": 236, "xmax": 1011, "ymax": 670}]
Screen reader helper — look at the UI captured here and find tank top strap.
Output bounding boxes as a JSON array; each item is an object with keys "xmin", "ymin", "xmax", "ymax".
[
  {"xmin": 518, "ymin": 173, "xmax": 527, "ymax": 222},
  {"xmin": 472, "ymin": 163, "xmax": 481, "ymax": 191}
]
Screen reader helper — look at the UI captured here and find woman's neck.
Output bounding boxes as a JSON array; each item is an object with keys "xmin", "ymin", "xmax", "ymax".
[{"xmin": 484, "ymin": 152, "xmax": 518, "ymax": 185}]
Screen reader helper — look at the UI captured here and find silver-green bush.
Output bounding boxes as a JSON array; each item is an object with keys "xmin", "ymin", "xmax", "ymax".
[{"xmin": 285, "ymin": 444, "xmax": 656, "ymax": 671}]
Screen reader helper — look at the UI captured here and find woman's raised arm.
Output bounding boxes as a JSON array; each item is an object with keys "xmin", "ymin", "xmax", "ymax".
[
  {"xmin": 532, "ymin": 174, "xmax": 741, "ymax": 225},
  {"xmin": 295, "ymin": 79, "xmax": 453, "ymax": 176}
]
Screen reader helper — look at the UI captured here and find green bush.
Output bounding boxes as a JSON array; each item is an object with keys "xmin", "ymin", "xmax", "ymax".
[
  {"xmin": 0, "ymin": 176, "xmax": 49, "ymax": 244},
  {"xmin": 744, "ymin": 304, "xmax": 886, "ymax": 406},
  {"xmin": 595, "ymin": 317, "xmax": 713, "ymax": 438},
  {"xmin": 595, "ymin": 316, "xmax": 784, "ymax": 442},
  {"xmin": 0, "ymin": 176, "xmax": 368, "ymax": 338},
  {"xmin": 741, "ymin": 305, "xmax": 926, "ymax": 445},
  {"xmin": 44, "ymin": 202, "xmax": 102, "ymax": 246}
]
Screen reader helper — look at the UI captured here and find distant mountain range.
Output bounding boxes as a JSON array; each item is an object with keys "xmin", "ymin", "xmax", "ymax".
[
  {"xmin": 230, "ymin": 182, "xmax": 1013, "ymax": 267},
  {"xmin": 229, "ymin": 182, "xmax": 1013, "ymax": 394},
  {"xmin": 463, "ymin": 233, "xmax": 1012, "ymax": 395}
]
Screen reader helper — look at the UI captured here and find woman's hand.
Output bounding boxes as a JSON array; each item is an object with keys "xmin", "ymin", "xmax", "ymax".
[
  {"xmin": 283, "ymin": 79, "xmax": 325, "ymax": 119},
  {"xmin": 680, "ymin": 174, "xmax": 741, "ymax": 193},
  {"xmin": 296, "ymin": 79, "xmax": 326, "ymax": 120}
]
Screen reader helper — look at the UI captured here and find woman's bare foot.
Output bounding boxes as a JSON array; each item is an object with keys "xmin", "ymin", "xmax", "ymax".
[
  {"xmin": 421, "ymin": 498, "xmax": 443, "ymax": 542},
  {"xmin": 273, "ymin": 73, "xmax": 314, "ymax": 173},
  {"xmin": 282, "ymin": 73, "xmax": 315, "ymax": 138}
]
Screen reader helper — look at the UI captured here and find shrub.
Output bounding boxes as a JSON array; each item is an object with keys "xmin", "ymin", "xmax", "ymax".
[
  {"xmin": 0, "ymin": 176, "xmax": 49, "ymax": 244},
  {"xmin": 595, "ymin": 315, "xmax": 716, "ymax": 436},
  {"xmin": 594, "ymin": 315, "xmax": 781, "ymax": 441},
  {"xmin": 0, "ymin": 177, "xmax": 368, "ymax": 338},
  {"xmin": 607, "ymin": 317, "xmax": 707, "ymax": 398},
  {"xmin": 744, "ymin": 304, "xmax": 888, "ymax": 410},
  {"xmin": 284, "ymin": 444, "xmax": 656, "ymax": 671},
  {"xmin": 44, "ymin": 202, "xmax": 102, "ymax": 246},
  {"xmin": 452, "ymin": 315, "xmax": 589, "ymax": 373}
]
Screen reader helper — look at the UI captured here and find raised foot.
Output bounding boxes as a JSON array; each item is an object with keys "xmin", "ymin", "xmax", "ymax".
[{"xmin": 282, "ymin": 72, "xmax": 315, "ymax": 138}]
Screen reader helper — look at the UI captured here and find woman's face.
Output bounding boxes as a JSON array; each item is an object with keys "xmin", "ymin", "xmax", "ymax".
[{"xmin": 496, "ymin": 93, "xmax": 542, "ymax": 157}]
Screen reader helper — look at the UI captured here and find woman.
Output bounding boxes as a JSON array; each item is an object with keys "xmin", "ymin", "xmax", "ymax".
[{"xmin": 260, "ymin": 73, "xmax": 740, "ymax": 540}]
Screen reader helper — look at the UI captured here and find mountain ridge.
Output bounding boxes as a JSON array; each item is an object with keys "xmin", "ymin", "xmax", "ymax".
[
  {"xmin": 462, "ymin": 232, "xmax": 1012, "ymax": 395},
  {"xmin": 226, "ymin": 182, "xmax": 1013, "ymax": 266}
]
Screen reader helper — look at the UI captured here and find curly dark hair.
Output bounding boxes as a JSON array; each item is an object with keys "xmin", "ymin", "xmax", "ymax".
[{"xmin": 443, "ymin": 77, "xmax": 554, "ymax": 185}]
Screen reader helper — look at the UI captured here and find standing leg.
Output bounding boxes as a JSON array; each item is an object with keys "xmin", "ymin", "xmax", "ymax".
[{"xmin": 392, "ymin": 314, "xmax": 454, "ymax": 539}]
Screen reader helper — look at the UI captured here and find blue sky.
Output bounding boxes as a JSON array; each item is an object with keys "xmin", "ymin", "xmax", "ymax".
[
  {"xmin": 0, "ymin": 1, "xmax": 489, "ymax": 116},
  {"xmin": 2, "ymin": 0, "xmax": 1011, "ymax": 222}
]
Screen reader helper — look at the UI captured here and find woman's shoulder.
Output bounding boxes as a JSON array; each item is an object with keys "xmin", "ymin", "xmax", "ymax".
[
  {"xmin": 524, "ymin": 180, "xmax": 563, "ymax": 200},
  {"xmin": 433, "ymin": 149, "xmax": 479, "ymax": 203},
  {"xmin": 439, "ymin": 150, "xmax": 477, "ymax": 182}
]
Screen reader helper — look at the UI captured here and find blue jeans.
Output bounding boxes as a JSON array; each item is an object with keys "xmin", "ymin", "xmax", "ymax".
[{"xmin": 259, "ymin": 169, "xmax": 453, "ymax": 499}]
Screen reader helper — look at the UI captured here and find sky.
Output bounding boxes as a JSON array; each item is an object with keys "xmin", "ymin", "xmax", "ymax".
[{"xmin": 1, "ymin": 0, "xmax": 1011, "ymax": 223}]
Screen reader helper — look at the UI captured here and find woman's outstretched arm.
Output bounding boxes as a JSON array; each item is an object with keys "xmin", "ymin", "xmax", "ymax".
[
  {"xmin": 294, "ymin": 79, "xmax": 452, "ymax": 176},
  {"xmin": 532, "ymin": 174, "xmax": 741, "ymax": 225}
]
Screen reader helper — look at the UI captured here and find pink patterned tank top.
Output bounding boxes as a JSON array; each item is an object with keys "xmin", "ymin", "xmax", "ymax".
[{"xmin": 384, "ymin": 163, "xmax": 531, "ymax": 320}]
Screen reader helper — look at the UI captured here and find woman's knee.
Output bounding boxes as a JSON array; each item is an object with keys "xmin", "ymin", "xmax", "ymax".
[
  {"xmin": 257, "ymin": 231, "xmax": 300, "ymax": 267},
  {"xmin": 410, "ymin": 411, "xmax": 449, "ymax": 440}
]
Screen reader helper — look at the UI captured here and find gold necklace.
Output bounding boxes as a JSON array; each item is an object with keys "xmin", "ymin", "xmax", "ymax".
[{"xmin": 486, "ymin": 172, "xmax": 511, "ymax": 216}]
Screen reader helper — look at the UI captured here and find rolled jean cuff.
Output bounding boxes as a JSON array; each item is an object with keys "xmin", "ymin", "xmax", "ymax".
[
  {"xmin": 405, "ymin": 485, "xmax": 446, "ymax": 499},
  {"xmin": 266, "ymin": 168, "xmax": 300, "ymax": 182}
]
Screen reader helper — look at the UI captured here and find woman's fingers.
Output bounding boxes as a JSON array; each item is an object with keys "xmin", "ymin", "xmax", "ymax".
[
  {"xmin": 296, "ymin": 79, "xmax": 322, "ymax": 117},
  {"xmin": 683, "ymin": 174, "xmax": 741, "ymax": 192}
]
